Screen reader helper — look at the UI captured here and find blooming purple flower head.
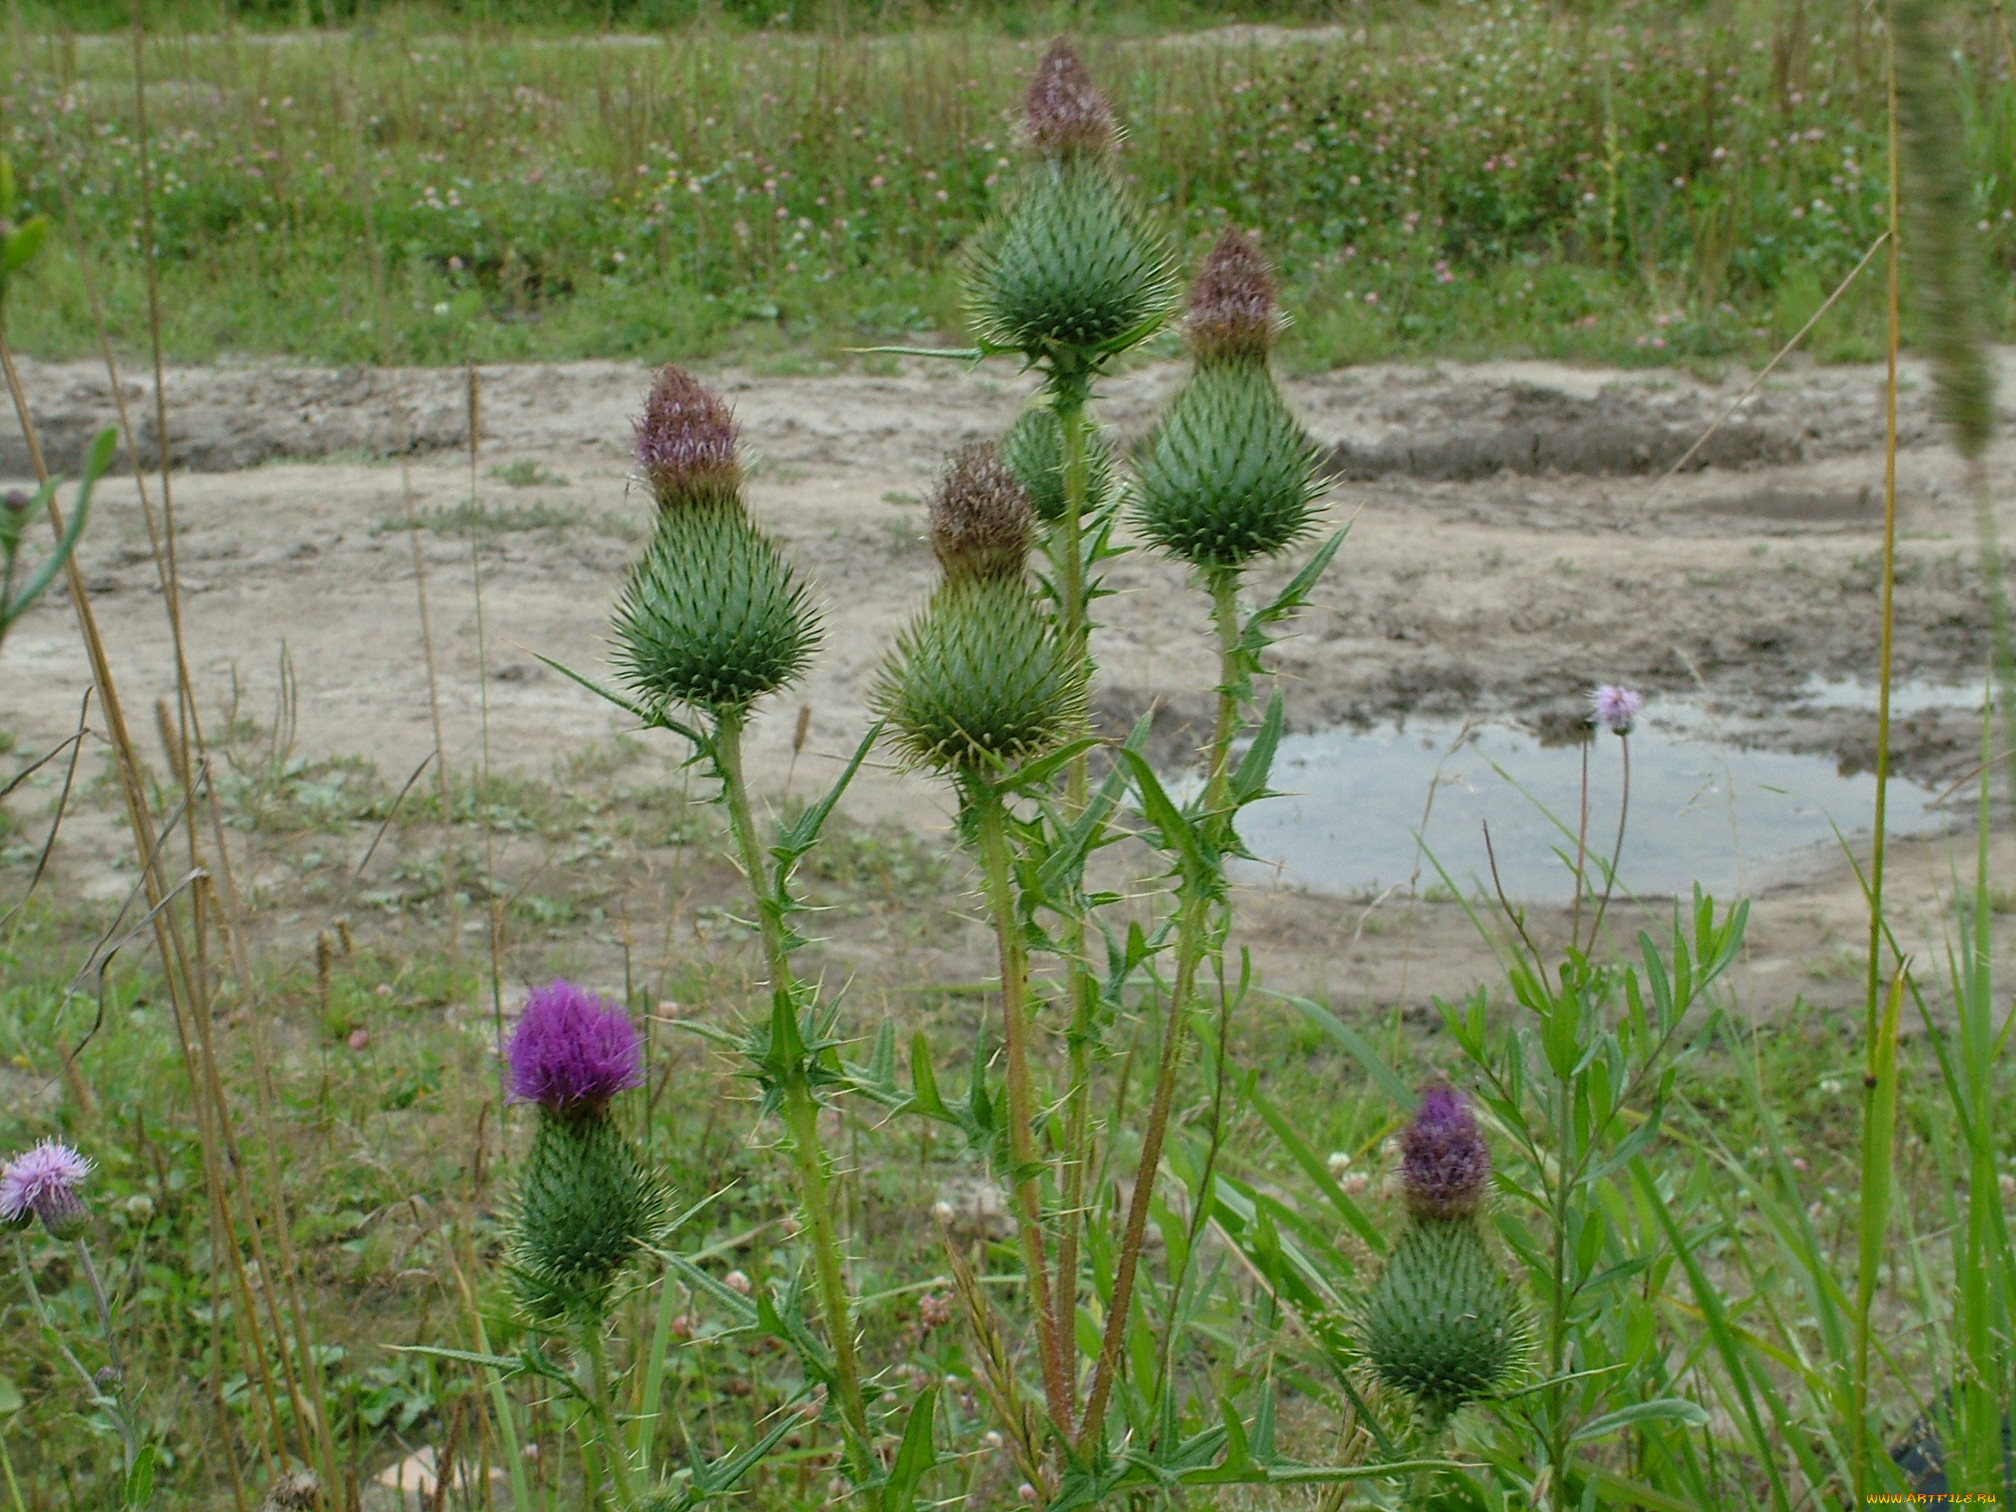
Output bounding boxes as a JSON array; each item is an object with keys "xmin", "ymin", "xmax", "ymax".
[
  {"xmin": 1589, "ymin": 684, "xmax": 1644, "ymax": 736},
  {"xmin": 1022, "ymin": 40, "xmax": 1118, "ymax": 160},
  {"xmin": 1184, "ymin": 229, "xmax": 1280, "ymax": 364},
  {"xmin": 1, "ymin": 1139, "xmax": 93, "ymax": 1240},
  {"xmin": 635, "ymin": 365, "xmax": 741, "ymax": 509},
  {"xmin": 507, "ymin": 980, "xmax": 643, "ymax": 1118},
  {"xmin": 1400, "ymin": 1084, "xmax": 1491, "ymax": 1221}
]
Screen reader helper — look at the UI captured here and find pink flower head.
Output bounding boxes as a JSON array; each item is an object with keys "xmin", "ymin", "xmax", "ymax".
[
  {"xmin": 635, "ymin": 365, "xmax": 741, "ymax": 508},
  {"xmin": 1022, "ymin": 40, "xmax": 1118, "ymax": 160},
  {"xmin": 506, "ymin": 981, "xmax": 643, "ymax": 1117},
  {"xmin": 1, "ymin": 1139, "xmax": 94, "ymax": 1240},
  {"xmin": 1184, "ymin": 228, "xmax": 1280, "ymax": 363},
  {"xmin": 1589, "ymin": 684, "xmax": 1644, "ymax": 735},
  {"xmin": 1400, "ymin": 1084, "xmax": 1490, "ymax": 1221}
]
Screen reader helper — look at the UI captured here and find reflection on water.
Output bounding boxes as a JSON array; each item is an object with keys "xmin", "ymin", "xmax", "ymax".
[{"xmin": 1234, "ymin": 701, "xmax": 1951, "ymax": 901}]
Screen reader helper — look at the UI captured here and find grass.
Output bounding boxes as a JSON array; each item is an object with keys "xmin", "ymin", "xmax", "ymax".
[{"xmin": 3, "ymin": 0, "xmax": 2013, "ymax": 373}]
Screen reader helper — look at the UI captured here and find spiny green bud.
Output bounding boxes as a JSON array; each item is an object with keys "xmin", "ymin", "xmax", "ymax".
[
  {"xmin": 966, "ymin": 46, "xmax": 1174, "ymax": 375},
  {"xmin": 1130, "ymin": 362, "xmax": 1321, "ymax": 571},
  {"xmin": 611, "ymin": 500, "xmax": 821, "ymax": 718},
  {"xmin": 510, "ymin": 1110, "xmax": 668, "ymax": 1325},
  {"xmin": 930, "ymin": 443, "xmax": 1036, "ymax": 583},
  {"xmin": 999, "ymin": 405, "xmax": 1116, "ymax": 525},
  {"xmin": 1022, "ymin": 40, "xmax": 1118, "ymax": 162},
  {"xmin": 871, "ymin": 576, "xmax": 1084, "ymax": 776},
  {"xmin": 1359, "ymin": 1218, "xmax": 1525, "ymax": 1425},
  {"xmin": 1183, "ymin": 229, "xmax": 1281, "ymax": 366},
  {"xmin": 965, "ymin": 159, "xmax": 1176, "ymax": 372}
]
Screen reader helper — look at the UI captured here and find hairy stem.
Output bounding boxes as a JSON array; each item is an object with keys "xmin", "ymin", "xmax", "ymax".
[
  {"xmin": 713, "ymin": 715, "xmax": 873, "ymax": 1460},
  {"xmin": 1052, "ymin": 384, "xmax": 1097, "ymax": 1386},
  {"xmin": 581, "ymin": 1324, "xmax": 635, "ymax": 1510},
  {"xmin": 973, "ymin": 790, "xmax": 1074, "ymax": 1436}
]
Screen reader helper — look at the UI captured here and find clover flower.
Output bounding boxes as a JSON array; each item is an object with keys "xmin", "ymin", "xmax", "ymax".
[
  {"xmin": 1400, "ymin": 1084, "xmax": 1491, "ymax": 1221},
  {"xmin": 506, "ymin": 980, "xmax": 643, "ymax": 1117},
  {"xmin": 1589, "ymin": 684, "xmax": 1644, "ymax": 735},
  {"xmin": 1, "ymin": 1138, "xmax": 94, "ymax": 1240}
]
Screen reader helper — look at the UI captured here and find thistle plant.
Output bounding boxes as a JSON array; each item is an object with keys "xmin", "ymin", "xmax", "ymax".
[
  {"xmin": 1359, "ymin": 1087, "xmax": 1524, "ymax": 1435},
  {"xmin": 549, "ymin": 365, "xmax": 898, "ymax": 1484},
  {"xmin": 4, "ymin": 1140, "xmax": 153, "ymax": 1510},
  {"xmin": 871, "ymin": 444, "xmax": 1086, "ymax": 1428},
  {"xmin": 502, "ymin": 981, "xmax": 667, "ymax": 1506}
]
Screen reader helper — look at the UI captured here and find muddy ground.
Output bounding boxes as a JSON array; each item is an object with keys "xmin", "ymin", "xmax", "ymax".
[{"xmin": 5, "ymin": 349, "xmax": 2015, "ymax": 1020}]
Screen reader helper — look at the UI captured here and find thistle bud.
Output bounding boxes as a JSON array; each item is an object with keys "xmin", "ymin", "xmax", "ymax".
[
  {"xmin": 1359, "ymin": 1086, "xmax": 1523, "ymax": 1426},
  {"xmin": 999, "ymin": 405, "xmax": 1115, "ymax": 525},
  {"xmin": 504, "ymin": 982, "xmax": 666, "ymax": 1324},
  {"xmin": 1130, "ymin": 362, "xmax": 1321, "ymax": 571},
  {"xmin": 636, "ymin": 365, "xmax": 741, "ymax": 509},
  {"xmin": 1183, "ymin": 229, "xmax": 1281, "ymax": 365},
  {"xmin": 871, "ymin": 577, "xmax": 1084, "ymax": 777},
  {"xmin": 930, "ymin": 443, "xmax": 1035, "ymax": 583},
  {"xmin": 1399, "ymin": 1083, "xmax": 1491, "ymax": 1221},
  {"xmin": 1022, "ymin": 40, "xmax": 1118, "ymax": 161},
  {"xmin": 965, "ymin": 47, "xmax": 1174, "ymax": 376}
]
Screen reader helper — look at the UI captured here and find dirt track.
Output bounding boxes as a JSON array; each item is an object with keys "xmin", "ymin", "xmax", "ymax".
[{"xmin": 5, "ymin": 349, "xmax": 2014, "ymax": 1013}]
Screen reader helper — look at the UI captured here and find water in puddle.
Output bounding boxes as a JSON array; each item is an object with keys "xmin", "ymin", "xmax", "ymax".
[{"xmin": 1235, "ymin": 697, "xmax": 1955, "ymax": 901}]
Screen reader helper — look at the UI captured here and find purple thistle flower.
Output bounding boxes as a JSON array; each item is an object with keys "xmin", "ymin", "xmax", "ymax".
[
  {"xmin": 635, "ymin": 365, "xmax": 741, "ymax": 507},
  {"xmin": 506, "ymin": 980, "xmax": 643, "ymax": 1117},
  {"xmin": 1, "ymin": 1139, "xmax": 94, "ymax": 1240},
  {"xmin": 1400, "ymin": 1084, "xmax": 1491, "ymax": 1221},
  {"xmin": 1185, "ymin": 228, "xmax": 1280, "ymax": 363},
  {"xmin": 1022, "ymin": 40, "xmax": 1118, "ymax": 160},
  {"xmin": 1589, "ymin": 684, "xmax": 1644, "ymax": 736}
]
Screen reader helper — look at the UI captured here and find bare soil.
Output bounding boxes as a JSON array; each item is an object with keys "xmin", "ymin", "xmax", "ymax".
[{"xmin": 5, "ymin": 349, "xmax": 2014, "ymax": 1019}]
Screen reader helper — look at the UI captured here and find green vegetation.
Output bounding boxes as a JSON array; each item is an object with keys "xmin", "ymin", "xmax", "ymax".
[{"xmin": 5, "ymin": 1, "xmax": 2014, "ymax": 371}]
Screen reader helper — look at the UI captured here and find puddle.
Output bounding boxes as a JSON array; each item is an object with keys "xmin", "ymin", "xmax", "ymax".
[{"xmin": 1233, "ymin": 699, "xmax": 1953, "ymax": 901}]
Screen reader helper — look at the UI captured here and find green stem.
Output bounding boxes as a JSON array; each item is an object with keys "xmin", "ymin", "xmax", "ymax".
[
  {"xmin": 1146, "ymin": 569, "xmax": 1244, "ymax": 1419},
  {"xmin": 973, "ymin": 789, "xmax": 1074, "ymax": 1436},
  {"xmin": 1051, "ymin": 382, "xmax": 1096, "ymax": 1387},
  {"xmin": 712, "ymin": 715, "xmax": 873, "ymax": 1462},
  {"xmin": 581, "ymin": 1324, "xmax": 635, "ymax": 1509},
  {"xmin": 1079, "ymin": 888, "xmax": 1208, "ymax": 1452}
]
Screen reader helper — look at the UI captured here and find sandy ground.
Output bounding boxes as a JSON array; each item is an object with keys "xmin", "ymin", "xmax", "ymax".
[{"xmin": 5, "ymin": 349, "xmax": 2015, "ymax": 1016}]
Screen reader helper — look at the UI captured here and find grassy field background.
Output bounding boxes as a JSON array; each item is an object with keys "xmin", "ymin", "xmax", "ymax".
[{"xmin": 4, "ymin": 0, "xmax": 2014, "ymax": 371}]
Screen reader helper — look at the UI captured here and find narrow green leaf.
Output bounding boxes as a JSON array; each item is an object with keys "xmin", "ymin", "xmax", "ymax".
[{"xmin": 1279, "ymin": 993, "xmax": 1419, "ymax": 1114}]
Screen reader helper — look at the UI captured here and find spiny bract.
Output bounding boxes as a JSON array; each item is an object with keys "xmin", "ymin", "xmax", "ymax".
[
  {"xmin": 1359, "ymin": 1219, "xmax": 1525, "ymax": 1422},
  {"xmin": 999, "ymin": 404, "xmax": 1117, "ymax": 525},
  {"xmin": 611, "ymin": 501, "xmax": 820, "ymax": 717},
  {"xmin": 965, "ymin": 159, "xmax": 1176, "ymax": 366},
  {"xmin": 871, "ymin": 578, "xmax": 1084, "ymax": 775},
  {"xmin": 510, "ymin": 1113, "xmax": 667, "ymax": 1325},
  {"xmin": 1131, "ymin": 363, "xmax": 1321, "ymax": 570}
]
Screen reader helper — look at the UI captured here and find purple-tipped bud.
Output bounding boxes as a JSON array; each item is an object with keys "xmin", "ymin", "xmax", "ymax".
[
  {"xmin": 1022, "ymin": 40, "xmax": 1118, "ymax": 160},
  {"xmin": 635, "ymin": 365, "xmax": 741, "ymax": 508},
  {"xmin": 506, "ymin": 980, "xmax": 644, "ymax": 1118},
  {"xmin": 930, "ymin": 442, "xmax": 1036, "ymax": 583},
  {"xmin": 1, "ymin": 1139, "xmax": 94, "ymax": 1240},
  {"xmin": 1, "ymin": 489, "xmax": 28, "ymax": 513},
  {"xmin": 1400, "ymin": 1085, "xmax": 1490, "ymax": 1221},
  {"xmin": 1589, "ymin": 684, "xmax": 1644, "ymax": 736},
  {"xmin": 1184, "ymin": 229, "xmax": 1280, "ymax": 363}
]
